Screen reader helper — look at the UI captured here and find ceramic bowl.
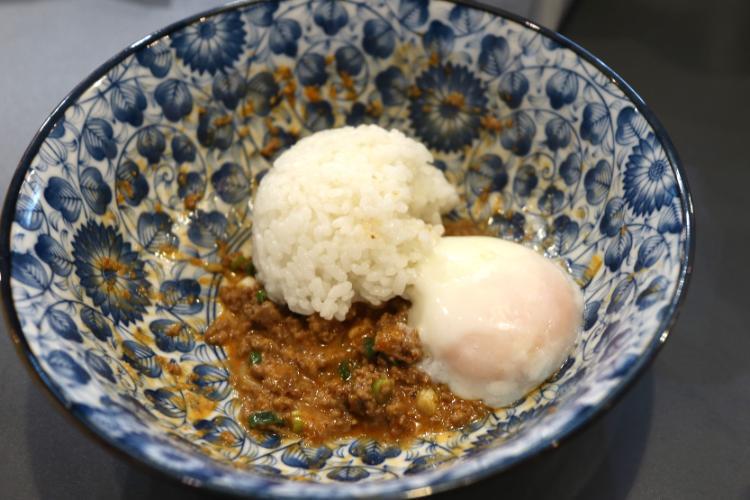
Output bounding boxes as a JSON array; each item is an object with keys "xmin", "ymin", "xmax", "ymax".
[{"xmin": 0, "ymin": 0, "xmax": 693, "ymax": 497}]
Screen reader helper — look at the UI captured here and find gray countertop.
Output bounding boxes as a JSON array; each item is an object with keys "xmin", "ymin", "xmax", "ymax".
[{"xmin": 1, "ymin": 0, "xmax": 747, "ymax": 499}]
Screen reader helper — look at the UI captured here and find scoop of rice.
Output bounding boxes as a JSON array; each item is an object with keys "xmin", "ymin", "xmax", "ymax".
[{"xmin": 251, "ymin": 125, "xmax": 459, "ymax": 320}]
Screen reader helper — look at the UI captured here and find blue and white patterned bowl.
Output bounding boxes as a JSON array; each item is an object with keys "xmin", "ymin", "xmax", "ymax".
[{"xmin": 0, "ymin": 0, "xmax": 693, "ymax": 497}]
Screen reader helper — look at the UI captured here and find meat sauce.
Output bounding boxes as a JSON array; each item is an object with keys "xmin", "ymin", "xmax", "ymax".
[{"xmin": 205, "ymin": 221, "xmax": 492, "ymax": 444}]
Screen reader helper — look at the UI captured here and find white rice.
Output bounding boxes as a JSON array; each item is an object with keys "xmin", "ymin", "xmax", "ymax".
[{"xmin": 251, "ymin": 125, "xmax": 458, "ymax": 320}]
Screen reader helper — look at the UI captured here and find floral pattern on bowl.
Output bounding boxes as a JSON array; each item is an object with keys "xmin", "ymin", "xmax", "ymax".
[{"xmin": 1, "ymin": 0, "xmax": 692, "ymax": 497}]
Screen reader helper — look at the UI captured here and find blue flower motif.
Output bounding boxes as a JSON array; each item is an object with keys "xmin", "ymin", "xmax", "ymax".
[
  {"xmin": 135, "ymin": 42, "xmax": 172, "ymax": 77},
  {"xmin": 35, "ymin": 234, "xmax": 73, "ymax": 277},
  {"xmin": 636, "ymin": 276, "xmax": 669, "ymax": 310},
  {"xmin": 538, "ymin": 184, "xmax": 564, "ymax": 214},
  {"xmin": 281, "ymin": 442, "xmax": 332, "ymax": 469},
  {"xmin": 178, "ymin": 171, "xmax": 205, "ymax": 202},
  {"xmin": 198, "ymin": 107, "xmax": 234, "ymax": 150},
  {"xmin": 583, "ymin": 300, "xmax": 601, "ymax": 330},
  {"xmin": 44, "ymin": 176, "xmax": 82, "ymax": 222},
  {"xmin": 489, "ymin": 211, "xmax": 525, "ymax": 240},
  {"xmin": 212, "ymin": 71, "xmax": 247, "ymax": 109},
  {"xmin": 346, "ymin": 102, "xmax": 368, "ymax": 126},
  {"xmin": 545, "ymin": 117, "xmax": 571, "ymax": 151},
  {"xmin": 211, "ymin": 162, "xmax": 250, "ymax": 204},
  {"xmin": 624, "ymin": 133, "xmax": 677, "ymax": 215},
  {"xmin": 85, "ymin": 350, "xmax": 116, "ymax": 383},
  {"xmin": 546, "ymin": 70, "xmax": 578, "ymax": 109},
  {"xmin": 145, "ymin": 388, "xmax": 187, "ymax": 418},
  {"xmin": 188, "ymin": 210, "xmax": 228, "ymax": 248},
  {"xmin": 138, "ymin": 211, "xmax": 178, "ymax": 253},
  {"xmin": 72, "ymin": 220, "xmax": 151, "ymax": 325},
  {"xmin": 549, "ymin": 215, "xmax": 579, "ymax": 254},
  {"xmin": 409, "ymin": 64, "xmax": 487, "ymax": 152},
  {"xmin": 313, "ymin": 0, "xmax": 348, "ymax": 36},
  {"xmin": 11, "ymin": 251, "xmax": 49, "ymax": 290},
  {"xmin": 123, "ymin": 341, "xmax": 162, "ymax": 377},
  {"xmin": 149, "ymin": 319, "xmax": 195, "ymax": 353},
  {"xmin": 465, "ymin": 154, "xmax": 507, "ymax": 198},
  {"xmin": 449, "ymin": 4, "xmax": 485, "ymax": 34},
  {"xmin": 260, "ymin": 128, "xmax": 297, "ymax": 161},
  {"xmin": 155, "ymin": 79, "xmax": 193, "ymax": 122},
  {"xmin": 584, "ymin": 159, "xmax": 612, "ymax": 205},
  {"xmin": 110, "ymin": 83, "xmax": 147, "ymax": 126},
  {"xmin": 80, "ymin": 306, "xmax": 113, "ymax": 341},
  {"xmin": 192, "ymin": 364, "xmax": 231, "ymax": 400},
  {"xmin": 326, "ymin": 466, "xmax": 370, "ymax": 482},
  {"xmin": 46, "ymin": 309, "xmax": 82, "ymax": 343},
  {"xmin": 398, "ymin": 0, "xmax": 429, "ymax": 29},
  {"xmin": 423, "ymin": 21, "xmax": 454, "ymax": 59},
  {"xmin": 349, "ymin": 439, "xmax": 400, "ymax": 465},
  {"xmin": 657, "ymin": 199, "xmax": 682, "ymax": 234},
  {"xmin": 194, "ymin": 416, "xmax": 245, "ymax": 446},
  {"xmin": 635, "ymin": 235, "xmax": 667, "ymax": 271},
  {"xmin": 335, "ymin": 46, "xmax": 364, "ymax": 76},
  {"xmin": 600, "ymin": 197, "xmax": 626, "ymax": 236},
  {"xmin": 136, "ymin": 127, "xmax": 166, "ymax": 164},
  {"xmin": 171, "ymin": 134, "xmax": 197, "ymax": 164},
  {"xmin": 46, "ymin": 350, "xmax": 90, "ymax": 385},
  {"xmin": 604, "ymin": 227, "xmax": 632, "ymax": 272},
  {"xmin": 580, "ymin": 102, "xmax": 610, "ymax": 146},
  {"xmin": 306, "ymin": 101, "xmax": 334, "ymax": 131},
  {"xmin": 559, "ymin": 151, "xmax": 582, "ymax": 186},
  {"xmin": 269, "ymin": 19, "xmax": 302, "ymax": 57},
  {"xmin": 500, "ymin": 111, "xmax": 536, "ymax": 155},
  {"xmin": 15, "ymin": 194, "xmax": 43, "ymax": 231},
  {"xmin": 116, "ymin": 159, "xmax": 149, "ymax": 206},
  {"xmin": 49, "ymin": 119, "xmax": 65, "ymax": 139},
  {"xmin": 83, "ymin": 118, "xmax": 117, "ymax": 161},
  {"xmin": 363, "ymin": 19, "xmax": 395, "ymax": 58},
  {"xmin": 296, "ymin": 53, "xmax": 328, "ymax": 86},
  {"xmin": 478, "ymin": 34, "xmax": 509, "ymax": 76},
  {"xmin": 244, "ymin": 1, "xmax": 278, "ymax": 27},
  {"xmin": 245, "ymin": 71, "xmax": 280, "ymax": 116},
  {"xmin": 375, "ymin": 66, "xmax": 408, "ymax": 106},
  {"xmin": 615, "ymin": 106, "xmax": 648, "ymax": 145},
  {"xmin": 513, "ymin": 164, "xmax": 538, "ymax": 198},
  {"xmin": 498, "ymin": 71, "xmax": 529, "ymax": 108},
  {"xmin": 170, "ymin": 11, "xmax": 246, "ymax": 75},
  {"xmin": 607, "ymin": 276, "xmax": 635, "ymax": 313},
  {"xmin": 160, "ymin": 279, "xmax": 202, "ymax": 315},
  {"xmin": 79, "ymin": 167, "xmax": 112, "ymax": 215}
]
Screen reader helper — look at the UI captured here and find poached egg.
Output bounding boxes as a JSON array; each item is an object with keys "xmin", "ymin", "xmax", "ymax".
[{"xmin": 408, "ymin": 236, "xmax": 583, "ymax": 407}]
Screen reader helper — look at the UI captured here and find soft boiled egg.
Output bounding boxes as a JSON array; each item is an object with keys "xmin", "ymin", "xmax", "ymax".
[{"xmin": 407, "ymin": 236, "xmax": 583, "ymax": 407}]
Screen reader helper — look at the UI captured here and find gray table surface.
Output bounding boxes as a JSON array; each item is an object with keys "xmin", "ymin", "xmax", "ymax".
[{"xmin": 1, "ymin": 0, "xmax": 748, "ymax": 499}]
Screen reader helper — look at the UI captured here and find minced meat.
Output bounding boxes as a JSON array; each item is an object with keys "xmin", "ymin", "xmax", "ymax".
[{"xmin": 205, "ymin": 283, "xmax": 488, "ymax": 443}]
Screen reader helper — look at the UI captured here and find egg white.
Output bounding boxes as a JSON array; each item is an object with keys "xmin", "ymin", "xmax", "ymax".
[{"xmin": 407, "ymin": 236, "xmax": 583, "ymax": 407}]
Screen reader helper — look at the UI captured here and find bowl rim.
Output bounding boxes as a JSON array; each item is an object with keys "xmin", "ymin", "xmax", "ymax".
[{"xmin": 0, "ymin": 0, "xmax": 695, "ymax": 497}]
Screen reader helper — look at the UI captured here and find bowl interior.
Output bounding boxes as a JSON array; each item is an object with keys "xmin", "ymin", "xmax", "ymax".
[{"xmin": 3, "ymin": 0, "xmax": 690, "ymax": 496}]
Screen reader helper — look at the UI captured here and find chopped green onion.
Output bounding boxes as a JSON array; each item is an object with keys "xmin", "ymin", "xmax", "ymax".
[
  {"xmin": 371, "ymin": 377, "xmax": 394, "ymax": 403},
  {"xmin": 362, "ymin": 337, "xmax": 376, "ymax": 359},
  {"xmin": 245, "ymin": 261, "xmax": 256, "ymax": 276},
  {"xmin": 248, "ymin": 411, "xmax": 284, "ymax": 428},
  {"xmin": 256, "ymin": 289, "xmax": 267, "ymax": 304},
  {"xmin": 290, "ymin": 410, "xmax": 304, "ymax": 433},
  {"xmin": 338, "ymin": 360, "xmax": 352, "ymax": 381},
  {"xmin": 249, "ymin": 351, "xmax": 262, "ymax": 365},
  {"xmin": 229, "ymin": 255, "xmax": 256, "ymax": 275},
  {"xmin": 229, "ymin": 255, "xmax": 247, "ymax": 272}
]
